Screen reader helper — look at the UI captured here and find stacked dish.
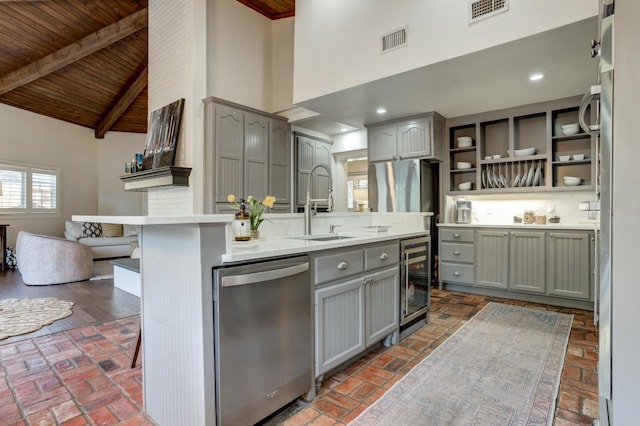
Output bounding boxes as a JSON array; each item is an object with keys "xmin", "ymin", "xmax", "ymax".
[
  {"xmin": 563, "ymin": 176, "xmax": 582, "ymax": 186},
  {"xmin": 456, "ymin": 161, "xmax": 472, "ymax": 170},
  {"xmin": 458, "ymin": 181, "xmax": 472, "ymax": 191},
  {"xmin": 457, "ymin": 136, "xmax": 473, "ymax": 148},
  {"xmin": 561, "ymin": 123, "xmax": 580, "ymax": 135}
]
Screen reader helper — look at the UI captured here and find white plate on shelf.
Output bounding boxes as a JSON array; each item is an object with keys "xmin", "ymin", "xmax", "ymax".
[
  {"xmin": 533, "ymin": 163, "xmax": 542, "ymax": 186},
  {"xmin": 481, "ymin": 170, "xmax": 487, "ymax": 188},
  {"xmin": 525, "ymin": 164, "xmax": 535, "ymax": 186}
]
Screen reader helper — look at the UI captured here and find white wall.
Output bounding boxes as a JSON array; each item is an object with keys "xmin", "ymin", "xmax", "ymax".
[
  {"xmin": 0, "ymin": 104, "xmax": 142, "ymax": 244},
  {"xmin": 611, "ymin": 1, "xmax": 640, "ymax": 422},
  {"xmin": 332, "ymin": 129, "xmax": 367, "ymax": 153},
  {"xmin": 271, "ymin": 17, "xmax": 295, "ymax": 112},
  {"xmin": 293, "ymin": 0, "xmax": 598, "ymax": 103},
  {"xmin": 98, "ymin": 132, "xmax": 146, "ymax": 215},
  {"xmin": 0, "ymin": 104, "xmax": 98, "ymax": 244}
]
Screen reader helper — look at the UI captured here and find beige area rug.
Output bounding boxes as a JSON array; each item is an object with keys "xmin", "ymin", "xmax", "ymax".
[
  {"xmin": 0, "ymin": 298, "xmax": 74, "ymax": 340},
  {"xmin": 350, "ymin": 302, "xmax": 573, "ymax": 426},
  {"xmin": 90, "ymin": 259, "xmax": 114, "ymax": 281}
]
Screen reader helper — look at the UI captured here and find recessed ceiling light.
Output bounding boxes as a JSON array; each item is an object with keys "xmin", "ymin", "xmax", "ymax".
[
  {"xmin": 528, "ymin": 73, "xmax": 545, "ymax": 81},
  {"xmin": 340, "ymin": 128, "xmax": 348, "ymax": 132},
  {"xmin": 376, "ymin": 107, "xmax": 387, "ymax": 114}
]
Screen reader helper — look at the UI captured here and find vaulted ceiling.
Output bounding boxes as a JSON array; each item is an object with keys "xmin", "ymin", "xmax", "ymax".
[{"xmin": 0, "ymin": 0, "xmax": 293, "ymax": 139}]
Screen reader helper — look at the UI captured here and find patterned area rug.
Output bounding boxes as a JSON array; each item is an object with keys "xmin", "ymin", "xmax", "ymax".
[
  {"xmin": 350, "ymin": 302, "xmax": 573, "ymax": 425},
  {"xmin": 0, "ymin": 297, "xmax": 74, "ymax": 340}
]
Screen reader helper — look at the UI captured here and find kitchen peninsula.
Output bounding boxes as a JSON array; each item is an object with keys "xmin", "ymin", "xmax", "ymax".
[{"xmin": 73, "ymin": 212, "xmax": 431, "ymax": 426}]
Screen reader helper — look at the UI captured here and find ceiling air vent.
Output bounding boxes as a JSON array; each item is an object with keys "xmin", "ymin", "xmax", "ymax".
[
  {"xmin": 381, "ymin": 26, "xmax": 408, "ymax": 53},
  {"xmin": 469, "ymin": 0, "xmax": 508, "ymax": 23}
]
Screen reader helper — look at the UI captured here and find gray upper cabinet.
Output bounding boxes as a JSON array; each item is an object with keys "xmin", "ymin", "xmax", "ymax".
[
  {"xmin": 546, "ymin": 231, "xmax": 592, "ymax": 300},
  {"xmin": 203, "ymin": 97, "xmax": 291, "ymax": 213},
  {"xmin": 476, "ymin": 230, "xmax": 510, "ymax": 289},
  {"xmin": 269, "ymin": 119, "xmax": 291, "ymax": 207},
  {"xmin": 295, "ymin": 133, "xmax": 333, "ymax": 208},
  {"xmin": 244, "ymin": 113, "xmax": 269, "ymax": 201},
  {"xmin": 367, "ymin": 112, "xmax": 445, "ymax": 163},
  {"xmin": 509, "ymin": 231, "xmax": 546, "ymax": 294}
]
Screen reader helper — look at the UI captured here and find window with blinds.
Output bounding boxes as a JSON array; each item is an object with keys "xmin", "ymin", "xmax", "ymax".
[{"xmin": 0, "ymin": 163, "xmax": 59, "ymax": 215}]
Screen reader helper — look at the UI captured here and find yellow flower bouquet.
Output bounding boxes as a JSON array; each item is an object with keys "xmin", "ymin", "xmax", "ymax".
[{"xmin": 228, "ymin": 194, "xmax": 276, "ymax": 232}]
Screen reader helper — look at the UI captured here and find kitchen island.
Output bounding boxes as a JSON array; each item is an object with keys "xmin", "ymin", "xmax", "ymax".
[{"xmin": 73, "ymin": 212, "xmax": 430, "ymax": 426}]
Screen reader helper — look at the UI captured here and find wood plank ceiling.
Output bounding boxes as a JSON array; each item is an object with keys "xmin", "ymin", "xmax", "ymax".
[{"xmin": 0, "ymin": 0, "xmax": 293, "ymax": 139}]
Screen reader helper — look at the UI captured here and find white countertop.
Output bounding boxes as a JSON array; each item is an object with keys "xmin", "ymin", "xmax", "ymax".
[
  {"xmin": 437, "ymin": 222, "xmax": 597, "ymax": 231},
  {"xmin": 221, "ymin": 229, "xmax": 428, "ymax": 264}
]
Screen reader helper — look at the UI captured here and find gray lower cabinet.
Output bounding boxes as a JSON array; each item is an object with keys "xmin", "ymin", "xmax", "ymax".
[
  {"xmin": 314, "ymin": 266, "xmax": 399, "ymax": 377},
  {"xmin": 547, "ymin": 231, "xmax": 592, "ymax": 300},
  {"xmin": 476, "ymin": 230, "xmax": 510, "ymax": 289},
  {"xmin": 509, "ymin": 231, "xmax": 546, "ymax": 294},
  {"xmin": 313, "ymin": 243, "xmax": 399, "ymax": 378},
  {"xmin": 441, "ymin": 226, "xmax": 594, "ymax": 305},
  {"xmin": 203, "ymin": 97, "xmax": 291, "ymax": 213}
]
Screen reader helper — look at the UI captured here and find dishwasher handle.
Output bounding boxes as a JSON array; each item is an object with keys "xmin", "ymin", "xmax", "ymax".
[{"xmin": 221, "ymin": 262, "xmax": 309, "ymax": 287}]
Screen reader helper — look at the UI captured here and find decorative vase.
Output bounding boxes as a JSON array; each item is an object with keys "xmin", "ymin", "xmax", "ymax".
[{"xmin": 250, "ymin": 229, "xmax": 260, "ymax": 240}]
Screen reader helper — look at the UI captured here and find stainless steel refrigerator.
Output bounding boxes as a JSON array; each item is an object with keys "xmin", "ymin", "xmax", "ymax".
[
  {"xmin": 368, "ymin": 159, "xmax": 438, "ymax": 213},
  {"xmin": 578, "ymin": 3, "xmax": 613, "ymax": 425}
]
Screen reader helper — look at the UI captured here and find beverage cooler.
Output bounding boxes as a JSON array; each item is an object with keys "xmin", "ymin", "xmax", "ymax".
[{"xmin": 400, "ymin": 236, "xmax": 431, "ymax": 326}]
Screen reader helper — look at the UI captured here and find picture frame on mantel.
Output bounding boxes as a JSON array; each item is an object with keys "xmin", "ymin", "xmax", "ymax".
[{"xmin": 142, "ymin": 98, "xmax": 185, "ymax": 170}]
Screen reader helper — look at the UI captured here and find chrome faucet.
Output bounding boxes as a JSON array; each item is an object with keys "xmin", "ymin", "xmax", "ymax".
[{"xmin": 304, "ymin": 164, "xmax": 333, "ymax": 235}]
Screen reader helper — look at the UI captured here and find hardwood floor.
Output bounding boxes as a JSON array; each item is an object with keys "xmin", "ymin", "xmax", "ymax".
[{"xmin": 0, "ymin": 266, "xmax": 140, "ymax": 345}]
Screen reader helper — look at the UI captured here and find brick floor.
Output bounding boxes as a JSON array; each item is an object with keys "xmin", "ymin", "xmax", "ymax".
[
  {"xmin": 0, "ymin": 315, "xmax": 155, "ymax": 425},
  {"xmin": 0, "ymin": 289, "xmax": 598, "ymax": 425}
]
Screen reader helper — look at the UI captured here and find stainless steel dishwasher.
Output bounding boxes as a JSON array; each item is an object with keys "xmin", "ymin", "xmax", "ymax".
[{"xmin": 213, "ymin": 255, "xmax": 312, "ymax": 425}]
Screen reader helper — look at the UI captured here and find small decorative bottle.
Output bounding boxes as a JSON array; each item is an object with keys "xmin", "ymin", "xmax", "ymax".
[{"xmin": 233, "ymin": 199, "xmax": 251, "ymax": 241}]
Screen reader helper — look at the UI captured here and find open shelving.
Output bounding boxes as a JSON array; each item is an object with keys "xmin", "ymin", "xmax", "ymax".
[{"xmin": 445, "ymin": 96, "xmax": 595, "ymax": 194}]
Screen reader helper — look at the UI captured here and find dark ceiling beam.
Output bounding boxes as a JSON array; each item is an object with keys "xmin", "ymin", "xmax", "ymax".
[
  {"xmin": 95, "ymin": 65, "xmax": 148, "ymax": 139},
  {"xmin": 0, "ymin": 7, "xmax": 147, "ymax": 95}
]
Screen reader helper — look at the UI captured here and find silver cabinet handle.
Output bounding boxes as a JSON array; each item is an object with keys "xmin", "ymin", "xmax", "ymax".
[
  {"xmin": 379, "ymin": 252, "xmax": 389, "ymax": 260},
  {"xmin": 453, "ymin": 233, "xmax": 461, "ymax": 238},
  {"xmin": 510, "ymin": 232, "xmax": 514, "ymax": 236},
  {"xmin": 549, "ymin": 233, "xmax": 555, "ymax": 237},
  {"xmin": 222, "ymin": 262, "xmax": 309, "ymax": 287},
  {"xmin": 503, "ymin": 232, "xmax": 508, "ymax": 237},
  {"xmin": 453, "ymin": 250, "xmax": 461, "ymax": 255},
  {"xmin": 453, "ymin": 271, "xmax": 461, "ymax": 277},
  {"xmin": 337, "ymin": 261, "xmax": 349, "ymax": 270}
]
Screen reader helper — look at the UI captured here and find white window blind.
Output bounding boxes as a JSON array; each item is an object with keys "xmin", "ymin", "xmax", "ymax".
[{"xmin": 0, "ymin": 162, "xmax": 59, "ymax": 215}]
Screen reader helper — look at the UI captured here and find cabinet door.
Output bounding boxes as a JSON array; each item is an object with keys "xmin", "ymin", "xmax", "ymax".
[
  {"xmin": 365, "ymin": 267, "xmax": 399, "ymax": 346},
  {"xmin": 215, "ymin": 105, "xmax": 244, "ymax": 203},
  {"xmin": 397, "ymin": 119, "xmax": 431, "ymax": 159},
  {"xmin": 296, "ymin": 136, "xmax": 315, "ymax": 206},
  {"xmin": 368, "ymin": 125, "xmax": 397, "ymax": 162},
  {"xmin": 315, "ymin": 278, "xmax": 365, "ymax": 376},
  {"xmin": 509, "ymin": 231, "xmax": 546, "ymax": 294},
  {"xmin": 269, "ymin": 119, "xmax": 291, "ymax": 206},
  {"xmin": 244, "ymin": 113, "xmax": 269, "ymax": 200},
  {"xmin": 313, "ymin": 141, "xmax": 332, "ymax": 207},
  {"xmin": 547, "ymin": 232, "xmax": 592, "ymax": 300},
  {"xmin": 476, "ymin": 230, "xmax": 509, "ymax": 289}
]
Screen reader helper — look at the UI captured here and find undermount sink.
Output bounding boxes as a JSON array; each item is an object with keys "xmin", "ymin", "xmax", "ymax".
[{"xmin": 289, "ymin": 234, "xmax": 355, "ymax": 242}]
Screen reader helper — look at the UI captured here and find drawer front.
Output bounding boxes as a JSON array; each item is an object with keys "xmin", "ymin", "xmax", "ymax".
[
  {"xmin": 365, "ymin": 243, "xmax": 399, "ymax": 271},
  {"xmin": 314, "ymin": 249, "xmax": 364, "ymax": 285},
  {"xmin": 440, "ymin": 262, "xmax": 475, "ymax": 284},
  {"xmin": 440, "ymin": 228, "xmax": 474, "ymax": 243},
  {"xmin": 440, "ymin": 242, "xmax": 474, "ymax": 263}
]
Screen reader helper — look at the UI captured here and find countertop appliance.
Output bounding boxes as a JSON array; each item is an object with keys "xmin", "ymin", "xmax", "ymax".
[
  {"xmin": 400, "ymin": 236, "xmax": 431, "ymax": 329},
  {"xmin": 579, "ymin": 3, "xmax": 613, "ymax": 425},
  {"xmin": 455, "ymin": 200, "xmax": 472, "ymax": 224},
  {"xmin": 213, "ymin": 256, "xmax": 312, "ymax": 425}
]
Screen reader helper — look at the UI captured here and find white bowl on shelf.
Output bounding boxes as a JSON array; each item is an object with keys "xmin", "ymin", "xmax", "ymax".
[
  {"xmin": 458, "ymin": 181, "xmax": 472, "ymax": 191},
  {"xmin": 484, "ymin": 155, "xmax": 492, "ymax": 160},
  {"xmin": 512, "ymin": 147, "xmax": 537, "ymax": 157},
  {"xmin": 457, "ymin": 136, "xmax": 473, "ymax": 148},
  {"xmin": 456, "ymin": 161, "xmax": 472, "ymax": 170},
  {"xmin": 492, "ymin": 154, "xmax": 502, "ymax": 159},
  {"xmin": 558, "ymin": 155, "xmax": 571, "ymax": 162},
  {"xmin": 561, "ymin": 123, "xmax": 580, "ymax": 135},
  {"xmin": 563, "ymin": 176, "xmax": 582, "ymax": 186},
  {"xmin": 572, "ymin": 153, "xmax": 586, "ymax": 160}
]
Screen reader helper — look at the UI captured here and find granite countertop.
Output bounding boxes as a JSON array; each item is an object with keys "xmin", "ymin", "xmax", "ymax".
[{"xmin": 437, "ymin": 222, "xmax": 597, "ymax": 230}]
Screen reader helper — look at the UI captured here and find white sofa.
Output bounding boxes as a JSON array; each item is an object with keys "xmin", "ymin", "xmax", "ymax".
[{"xmin": 64, "ymin": 221, "xmax": 139, "ymax": 259}]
